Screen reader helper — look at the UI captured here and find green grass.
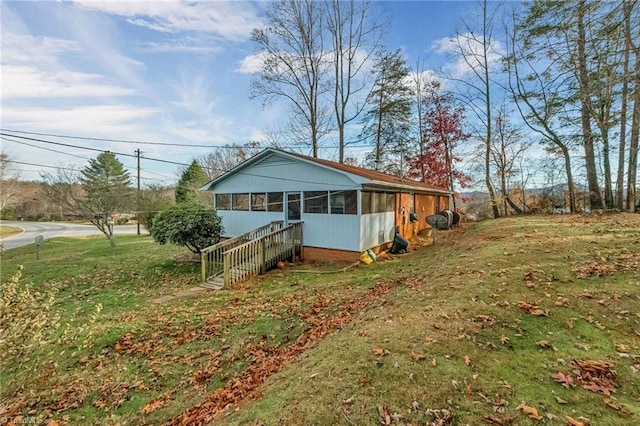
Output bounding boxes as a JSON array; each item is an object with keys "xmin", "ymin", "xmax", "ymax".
[
  {"xmin": 0, "ymin": 224, "xmax": 22, "ymax": 239},
  {"xmin": 1, "ymin": 215, "xmax": 639, "ymax": 425}
]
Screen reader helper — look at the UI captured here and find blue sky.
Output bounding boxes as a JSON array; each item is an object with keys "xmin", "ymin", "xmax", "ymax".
[{"xmin": 1, "ymin": 1, "xmax": 480, "ymax": 184}]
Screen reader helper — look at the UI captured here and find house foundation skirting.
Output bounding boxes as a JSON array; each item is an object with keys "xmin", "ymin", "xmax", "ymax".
[
  {"xmin": 302, "ymin": 246, "xmax": 361, "ymax": 263},
  {"xmin": 302, "ymin": 242, "xmax": 395, "ymax": 263}
]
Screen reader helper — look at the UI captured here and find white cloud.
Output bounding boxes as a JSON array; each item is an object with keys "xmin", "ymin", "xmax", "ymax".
[
  {"xmin": 73, "ymin": 0, "xmax": 262, "ymax": 42},
  {"xmin": 236, "ymin": 52, "xmax": 267, "ymax": 74},
  {"xmin": 3, "ymin": 105, "xmax": 158, "ymax": 130},
  {"xmin": 2, "ymin": 65, "xmax": 135, "ymax": 99},
  {"xmin": 1, "ymin": 33, "xmax": 81, "ymax": 65},
  {"xmin": 170, "ymin": 69, "xmax": 219, "ymax": 116},
  {"xmin": 140, "ymin": 38, "xmax": 223, "ymax": 53},
  {"xmin": 431, "ymin": 32, "xmax": 504, "ymax": 78}
]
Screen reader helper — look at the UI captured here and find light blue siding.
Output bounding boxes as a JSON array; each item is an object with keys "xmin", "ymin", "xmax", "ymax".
[
  {"xmin": 218, "ymin": 211, "xmax": 282, "ymax": 237},
  {"xmin": 359, "ymin": 212, "xmax": 395, "ymax": 251},
  {"xmin": 213, "ymin": 155, "xmax": 361, "ymax": 193},
  {"xmin": 207, "ymin": 151, "xmax": 415, "ymax": 252},
  {"xmin": 301, "ymin": 213, "xmax": 360, "ymax": 251}
]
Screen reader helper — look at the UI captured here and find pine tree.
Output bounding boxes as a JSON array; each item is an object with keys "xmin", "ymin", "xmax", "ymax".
[
  {"xmin": 79, "ymin": 152, "xmax": 132, "ymax": 247},
  {"xmin": 360, "ymin": 49, "xmax": 413, "ymax": 175},
  {"xmin": 176, "ymin": 160, "xmax": 209, "ymax": 205}
]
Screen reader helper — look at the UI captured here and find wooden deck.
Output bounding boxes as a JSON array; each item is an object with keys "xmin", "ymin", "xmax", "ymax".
[{"xmin": 200, "ymin": 222, "xmax": 303, "ymax": 289}]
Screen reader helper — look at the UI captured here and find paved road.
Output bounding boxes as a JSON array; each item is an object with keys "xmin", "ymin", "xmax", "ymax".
[{"xmin": 0, "ymin": 221, "xmax": 147, "ymax": 250}]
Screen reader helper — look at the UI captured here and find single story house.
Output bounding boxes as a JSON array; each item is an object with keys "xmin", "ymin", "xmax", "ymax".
[{"xmin": 201, "ymin": 148, "xmax": 452, "ymax": 261}]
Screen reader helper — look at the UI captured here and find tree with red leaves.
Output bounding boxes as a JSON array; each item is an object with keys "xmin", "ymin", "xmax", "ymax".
[{"xmin": 408, "ymin": 80, "xmax": 471, "ymax": 209}]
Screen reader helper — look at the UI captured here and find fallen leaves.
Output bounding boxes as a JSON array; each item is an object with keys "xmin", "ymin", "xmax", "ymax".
[
  {"xmin": 572, "ymin": 252, "xmax": 640, "ymax": 278},
  {"xmin": 372, "ymin": 347, "xmax": 389, "ymax": 357},
  {"xmin": 482, "ymin": 415, "xmax": 513, "ymax": 425},
  {"xmin": 142, "ymin": 390, "xmax": 174, "ymax": 414},
  {"xmin": 515, "ymin": 402, "xmax": 543, "ymax": 420},
  {"xmin": 536, "ymin": 340, "xmax": 554, "ymax": 349},
  {"xmin": 378, "ymin": 404, "xmax": 391, "ymax": 425},
  {"xmin": 566, "ymin": 416, "xmax": 586, "ymax": 426},
  {"xmin": 169, "ymin": 279, "xmax": 405, "ymax": 426},
  {"xmin": 517, "ymin": 301, "xmax": 549, "ymax": 317},
  {"xmin": 410, "ymin": 352, "xmax": 426, "ymax": 361},
  {"xmin": 551, "ymin": 372, "xmax": 574, "ymax": 388},
  {"xmin": 464, "ymin": 355, "xmax": 471, "ymax": 367},
  {"xmin": 552, "ymin": 360, "xmax": 618, "ymax": 397}
]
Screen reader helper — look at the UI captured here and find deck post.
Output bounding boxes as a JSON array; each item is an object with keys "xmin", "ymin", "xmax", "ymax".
[
  {"xmin": 223, "ymin": 253, "xmax": 230, "ymax": 287},
  {"xmin": 259, "ymin": 238, "xmax": 266, "ymax": 274},
  {"xmin": 201, "ymin": 251, "xmax": 206, "ymax": 283},
  {"xmin": 298, "ymin": 223, "xmax": 304, "ymax": 261}
]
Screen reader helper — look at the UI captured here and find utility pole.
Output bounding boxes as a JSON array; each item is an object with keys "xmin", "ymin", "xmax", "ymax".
[{"xmin": 136, "ymin": 149, "xmax": 141, "ymax": 235}]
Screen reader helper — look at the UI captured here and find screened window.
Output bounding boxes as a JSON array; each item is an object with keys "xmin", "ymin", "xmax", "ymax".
[
  {"xmin": 361, "ymin": 191, "xmax": 372, "ymax": 215},
  {"xmin": 371, "ymin": 192, "xmax": 395, "ymax": 213},
  {"xmin": 386, "ymin": 193, "xmax": 395, "ymax": 212},
  {"xmin": 251, "ymin": 193, "xmax": 266, "ymax": 211},
  {"xmin": 374, "ymin": 192, "xmax": 387, "ymax": 213},
  {"xmin": 216, "ymin": 194, "xmax": 231, "ymax": 210},
  {"xmin": 267, "ymin": 192, "xmax": 283, "ymax": 212},
  {"xmin": 330, "ymin": 190, "xmax": 357, "ymax": 214},
  {"xmin": 232, "ymin": 193, "xmax": 249, "ymax": 211},
  {"xmin": 304, "ymin": 191, "xmax": 328, "ymax": 214}
]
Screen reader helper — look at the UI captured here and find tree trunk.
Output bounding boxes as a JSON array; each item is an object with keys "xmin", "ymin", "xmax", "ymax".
[
  {"xmin": 561, "ymin": 144, "xmax": 578, "ymax": 213},
  {"xmin": 577, "ymin": 1, "xmax": 603, "ymax": 210},
  {"xmin": 628, "ymin": 41, "xmax": 640, "ymax": 212},
  {"xmin": 374, "ymin": 84, "xmax": 385, "ymax": 170},
  {"xmin": 602, "ymin": 131, "xmax": 614, "ymax": 209},
  {"xmin": 481, "ymin": 2, "xmax": 499, "ymax": 218},
  {"xmin": 616, "ymin": 1, "xmax": 631, "ymax": 210}
]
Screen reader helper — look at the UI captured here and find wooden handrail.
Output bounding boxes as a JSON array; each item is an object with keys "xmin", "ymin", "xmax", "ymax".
[
  {"xmin": 219, "ymin": 222, "xmax": 303, "ymax": 287},
  {"xmin": 201, "ymin": 221, "xmax": 284, "ymax": 282}
]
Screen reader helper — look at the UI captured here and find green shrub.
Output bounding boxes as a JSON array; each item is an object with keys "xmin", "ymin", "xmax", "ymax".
[{"xmin": 149, "ymin": 202, "xmax": 222, "ymax": 254}]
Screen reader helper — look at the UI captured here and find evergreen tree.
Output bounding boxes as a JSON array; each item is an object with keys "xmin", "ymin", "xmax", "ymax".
[
  {"xmin": 360, "ymin": 49, "xmax": 413, "ymax": 175},
  {"xmin": 78, "ymin": 152, "xmax": 131, "ymax": 247},
  {"xmin": 176, "ymin": 160, "xmax": 209, "ymax": 205}
]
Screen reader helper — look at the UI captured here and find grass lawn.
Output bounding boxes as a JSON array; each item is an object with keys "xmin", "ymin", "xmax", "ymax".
[
  {"xmin": 0, "ymin": 224, "xmax": 22, "ymax": 239},
  {"xmin": 1, "ymin": 214, "xmax": 639, "ymax": 425}
]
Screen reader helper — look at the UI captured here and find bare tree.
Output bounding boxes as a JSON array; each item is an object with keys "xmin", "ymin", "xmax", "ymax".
[
  {"xmin": 445, "ymin": 0, "xmax": 502, "ymax": 218},
  {"xmin": 589, "ymin": 14, "xmax": 625, "ymax": 209},
  {"xmin": 0, "ymin": 152, "xmax": 22, "ymax": 215},
  {"xmin": 504, "ymin": 9, "xmax": 579, "ymax": 212},
  {"xmin": 198, "ymin": 142, "xmax": 262, "ymax": 180},
  {"xmin": 575, "ymin": 0, "xmax": 603, "ymax": 209},
  {"xmin": 627, "ymin": 0, "xmax": 640, "ymax": 212},
  {"xmin": 491, "ymin": 104, "xmax": 530, "ymax": 215},
  {"xmin": 326, "ymin": 0, "xmax": 383, "ymax": 163},
  {"xmin": 251, "ymin": 0, "xmax": 330, "ymax": 157},
  {"xmin": 616, "ymin": 1, "xmax": 632, "ymax": 210}
]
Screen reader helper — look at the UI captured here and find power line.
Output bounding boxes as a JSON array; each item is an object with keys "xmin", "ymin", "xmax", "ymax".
[
  {"xmin": 2, "ymin": 132, "xmax": 360, "ymax": 188},
  {"xmin": 0, "ymin": 158, "xmax": 82, "ymax": 172},
  {"xmin": 0, "ymin": 128, "xmax": 239, "ymax": 148},
  {"xmin": 0, "ymin": 132, "xmax": 191, "ymax": 167},
  {"xmin": 0, "ymin": 128, "xmax": 377, "ymax": 151},
  {"xmin": 1, "ymin": 136, "xmax": 92, "ymax": 161}
]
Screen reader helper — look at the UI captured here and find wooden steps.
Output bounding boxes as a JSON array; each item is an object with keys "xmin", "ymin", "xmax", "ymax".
[
  {"xmin": 201, "ymin": 275, "xmax": 224, "ymax": 290},
  {"xmin": 200, "ymin": 222, "xmax": 303, "ymax": 288}
]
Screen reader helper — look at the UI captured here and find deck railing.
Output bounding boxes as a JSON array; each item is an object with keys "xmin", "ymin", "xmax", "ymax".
[
  {"xmin": 222, "ymin": 222, "xmax": 303, "ymax": 287},
  {"xmin": 201, "ymin": 221, "xmax": 284, "ymax": 282}
]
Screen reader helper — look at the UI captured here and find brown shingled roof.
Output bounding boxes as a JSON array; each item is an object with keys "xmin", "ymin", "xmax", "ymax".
[{"xmin": 285, "ymin": 150, "xmax": 451, "ymax": 193}]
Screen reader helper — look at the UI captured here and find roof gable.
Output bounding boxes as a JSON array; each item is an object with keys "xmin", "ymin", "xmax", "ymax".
[{"xmin": 201, "ymin": 148, "xmax": 451, "ymax": 194}]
